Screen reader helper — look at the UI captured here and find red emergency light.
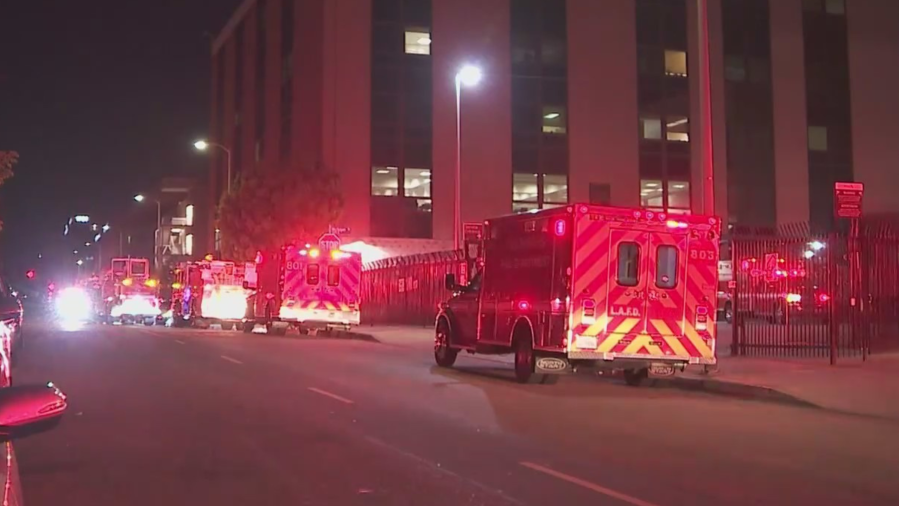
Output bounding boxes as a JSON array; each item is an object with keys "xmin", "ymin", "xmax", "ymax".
[
  {"xmin": 25, "ymin": 270, "xmax": 35, "ymax": 280},
  {"xmin": 553, "ymin": 219, "xmax": 567, "ymax": 237}
]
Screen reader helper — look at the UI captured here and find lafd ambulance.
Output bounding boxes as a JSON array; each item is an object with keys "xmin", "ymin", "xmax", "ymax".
[
  {"xmin": 102, "ymin": 258, "xmax": 161, "ymax": 325},
  {"xmin": 170, "ymin": 258, "xmax": 255, "ymax": 329},
  {"xmin": 247, "ymin": 232, "xmax": 362, "ymax": 335},
  {"xmin": 435, "ymin": 205, "xmax": 721, "ymax": 385}
]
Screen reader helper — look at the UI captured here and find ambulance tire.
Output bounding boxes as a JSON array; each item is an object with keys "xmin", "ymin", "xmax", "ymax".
[
  {"xmin": 242, "ymin": 321, "xmax": 255, "ymax": 334},
  {"xmin": 221, "ymin": 321, "xmax": 235, "ymax": 331},
  {"xmin": 514, "ymin": 335, "xmax": 552, "ymax": 384},
  {"xmin": 434, "ymin": 319, "xmax": 458, "ymax": 368},
  {"xmin": 624, "ymin": 368, "xmax": 649, "ymax": 387}
]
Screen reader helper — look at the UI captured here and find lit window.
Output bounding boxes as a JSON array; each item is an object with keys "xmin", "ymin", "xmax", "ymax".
[
  {"xmin": 544, "ymin": 175, "xmax": 568, "ymax": 204},
  {"xmin": 185, "ymin": 205, "xmax": 194, "ymax": 226},
  {"xmin": 808, "ymin": 126, "xmax": 828, "ymax": 151},
  {"xmin": 185, "ymin": 234, "xmax": 194, "ymax": 256},
  {"xmin": 640, "ymin": 180, "xmax": 663, "ymax": 209},
  {"xmin": 542, "ymin": 106, "xmax": 567, "ymax": 135},
  {"xmin": 404, "ymin": 30, "xmax": 431, "ymax": 55},
  {"xmin": 664, "ymin": 50, "xmax": 687, "ymax": 77},
  {"xmin": 666, "ymin": 116, "xmax": 690, "ymax": 142},
  {"xmin": 371, "ymin": 166, "xmax": 399, "ymax": 196},
  {"xmin": 403, "ymin": 168, "xmax": 431, "ymax": 198},
  {"xmin": 641, "ymin": 118, "xmax": 662, "ymax": 140},
  {"xmin": 824, "ymin": 0, "xmax": 844, "ymax": 15},
  {"xmin": 668, "ymin": 181, "xmax": 690, "ymax": 210},
  {"xmin": 513, "ymin": 173, "xmax": 539, "ymax": 203}
]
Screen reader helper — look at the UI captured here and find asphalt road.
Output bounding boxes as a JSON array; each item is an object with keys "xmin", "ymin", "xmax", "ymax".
[{"xmin": 11, "ymin": 321, "xmax": 899, "ymax": 506}]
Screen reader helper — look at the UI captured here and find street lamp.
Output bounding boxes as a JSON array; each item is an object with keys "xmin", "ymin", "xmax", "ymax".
[
  {"xmin": 454, "ymin": 64, "xmax": 482, "ymax": 250},
  {"xmin": 135, "ymin": 194, "xmax": 162, "ymax": 267},
  {"xmin": 194, "ymin": 139, "xmax": 233, "ymax": 194}
]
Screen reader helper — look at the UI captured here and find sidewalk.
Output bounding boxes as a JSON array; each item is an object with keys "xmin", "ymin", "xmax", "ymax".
[{"xmin": 350, "ymin": 324, "xmax": 899, "ymax": 421}]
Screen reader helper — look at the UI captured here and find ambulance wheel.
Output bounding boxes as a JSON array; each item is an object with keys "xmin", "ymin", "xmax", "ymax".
[
  {"xmin": 221, "ymin": 321, "xmax": 235, "ymax": 331},
  {"xmin": 242, "ymin": 321, "xmax": 254, "ymax": 334},
  {"xmin": 143, "ymin": 318, "xmax": 156, "ymax": 326},
  {"xmin": 514, "ymin": 336, "xmax": 549, "ymax": 384},
  {"xmin": 434, "ymin": 320, "xmax": 458, "ymax": 368},
  {"xmin": 624, "ymin": 368, "xmax": 649, "ymax": 387}
]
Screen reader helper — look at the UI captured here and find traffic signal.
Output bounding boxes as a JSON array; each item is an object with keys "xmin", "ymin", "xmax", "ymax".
[{"xmin": 25, "ymin": 269, "xmax": 35, "ymax": 280}]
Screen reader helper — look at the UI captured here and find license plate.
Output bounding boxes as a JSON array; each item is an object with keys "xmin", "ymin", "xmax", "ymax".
[
  {"xmin": 649, "ymin": 363, "xmax": 675, "ymax": 376},
  {"xmin": 575, "ymin": 335, "xmax": 598, "ymax": 350}
]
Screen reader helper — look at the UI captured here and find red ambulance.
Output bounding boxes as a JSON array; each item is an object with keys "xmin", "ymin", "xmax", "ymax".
[
  {"xmin": 435, "ymin": 205, "xmax": 721, "ymax": 385},
  {"xmin": 246, "ymin": 234, "xmax": 362, "ymax": 335}
]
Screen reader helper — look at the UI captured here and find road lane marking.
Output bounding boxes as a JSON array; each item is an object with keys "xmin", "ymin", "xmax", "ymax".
[
  {"xmin": 307, "ymin": 387, "xmax": 354, "ymax": 404},
  {"xmin": 519, "ymin": 462, "xmax": 661, "ymax": 506},
  {"xmin": 174, "ymin": 340, "xmax": 186, "ymax": 345},
  {"xmin": 220, "ymin": 355, "xmax": 243, "ymax": 365}
]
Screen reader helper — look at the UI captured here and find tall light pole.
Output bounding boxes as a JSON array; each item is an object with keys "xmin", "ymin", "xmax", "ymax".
[
  {"xmin": 134, "ymin": 194, "xmax": 161, "ymax": 268},
  {"xmin": 194, "ymin": 140, "xmax": 233, "ymax": 194},
  {"xmin": 697, "ymin": 0, "xmax": 715, "ymax": 216},
  {"xmin": 454, "ymin": 65, "xmax": 483, "ymax": 250}
]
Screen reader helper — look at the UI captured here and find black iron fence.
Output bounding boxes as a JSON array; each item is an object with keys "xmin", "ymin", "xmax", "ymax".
[
  {"xmin": 360, "ymin": 250, "xmax": 462, "ymax": 327},
  {"xmin": 731, "ymin": 221, "xmax": 899, "ymax": 362}
]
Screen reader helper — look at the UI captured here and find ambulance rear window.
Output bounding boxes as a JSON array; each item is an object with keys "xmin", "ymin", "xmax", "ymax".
[
  {"xmin": 656, "ymin": 246, "xmax": 678, "ymax": 289},
  {"xmin": 327, "ymin": 265, "xmax": 340, "ymax": 287},
  {"xmin": 306, "ymin": 264, "xmax": 320, "ymax": 285},
  {"xmin": 617, "ymin": 242, "xmax": 641, "ymax": 287}
]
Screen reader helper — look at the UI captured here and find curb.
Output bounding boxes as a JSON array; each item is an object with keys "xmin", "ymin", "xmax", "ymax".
[{"xmin": 653, "ymin": 376, "xmax": 821, "ymax": 409}]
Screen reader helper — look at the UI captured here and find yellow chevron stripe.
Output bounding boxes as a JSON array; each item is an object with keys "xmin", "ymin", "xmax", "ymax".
[
  {"xmin": 598, "ymin": 317, "xmax": 641, "ymax": 352},
  {"xmin": 683, "ymin": 323, "xmax": 713, "ymax": 358},
  {"xmin": 621, "ymin": 335, "xmax": 663, "ymax": 356}
]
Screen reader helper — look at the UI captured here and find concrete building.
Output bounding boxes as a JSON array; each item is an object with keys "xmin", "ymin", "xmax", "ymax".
[{"xmin": 206, "ymin": 0, "xmax": 899, "ymax": 252}]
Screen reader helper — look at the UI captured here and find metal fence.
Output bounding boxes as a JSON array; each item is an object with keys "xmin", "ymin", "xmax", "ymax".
[
  {"xmin": 731, "ymin": 221, "xmax": 899, "ymax": 362},
  {"xmin": 360, "ymin": 250, "xmax": 463, "ymax": 327}
]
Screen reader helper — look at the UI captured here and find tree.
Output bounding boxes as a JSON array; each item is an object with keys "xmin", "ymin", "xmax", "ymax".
[
  {"xmin": 217, "ymin": 163, "xmax": 343, "ymax": 260},
  {"xmin": 0, "ymin": 151, "xmax": 19, "ymax": 231}
]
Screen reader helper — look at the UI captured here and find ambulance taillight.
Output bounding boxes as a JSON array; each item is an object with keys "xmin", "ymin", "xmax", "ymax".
[
  {"xmin": 696, "ymin": 305, "xmax": 709, "ymax": 331},
  {"xmin": 582, "ymin": 299, "xmax": 596, "ymax": 324}
]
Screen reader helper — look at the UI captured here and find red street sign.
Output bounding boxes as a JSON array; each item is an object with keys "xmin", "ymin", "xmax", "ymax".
[
  {"xmin": 463, "ymin": 222, "xmax": 484, "ymax": 241},
  {"xmin": 834, "ymin": 182, "xmax": 864, "ymax": 219},
  {"xmin": 318, "ymin": 233, "xmax": 341, "ymax": 251}
]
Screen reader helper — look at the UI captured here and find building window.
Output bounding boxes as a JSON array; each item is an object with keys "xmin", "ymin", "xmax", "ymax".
[
  {"xmin": 641, "ymin": 179, "xmax": 690, "ymax": 213},
  {"xmin": 666, "ymin": 116, "xmax": 689, "ymax": 142},
  {"xmin": 404, "ymin": 29, "xmax": 431, "ymax": 55},
  {"xmin": 808, "ymin": 126, "xmax": 828, "ymax": 151},
  {"xmin": 371, "ymin": 166, "xmax": 399, "ymax": 196},
  {"xmin": 513, "ymin": 173, "xmax": 568, "ymax": 213},
  {"xmin": 641, "ymin": 179, "xmax": 663, "ymax": 208},
  {"xmin": 640, "ymin": 117, "xmax": 662, "ymax": 140},
  {"xmin": 542, "ymin": 106, "xmax": 566, "ymax": 135},
  {"xmin": 403, "ymin": 168, "xmax": 431, "ymax": 198},
  {"xmin": 544, "ymin": 174, "xmax": 568, "ymax": 204},
  {"xmin": 664, "ymin": 50, "xmax": 687, "ymax": 77}
]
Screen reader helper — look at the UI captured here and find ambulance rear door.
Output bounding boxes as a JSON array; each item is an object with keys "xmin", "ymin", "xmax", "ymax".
[{"xmin": 644, "ymin": 229, "xmax": 691, "ymax": 358}]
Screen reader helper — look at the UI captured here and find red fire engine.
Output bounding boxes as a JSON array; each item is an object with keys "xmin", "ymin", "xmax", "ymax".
[
  {"xmin": 435, "ymin": 205, "xmax": 721, "ymax": 385},
  {"xmin": 101, "ymin": 258, "xmax": 161, "ymax": 325},
  {"xmin": 170, "ymin": 258, "xmax": 255, "ymax": 329},
  {"xmin": 732, "ymin": 249, "xmax": 830, "ymax": 324},
  {"xmin": 246, "ymin": 232, "xmax": 362, "ymax": 335}
]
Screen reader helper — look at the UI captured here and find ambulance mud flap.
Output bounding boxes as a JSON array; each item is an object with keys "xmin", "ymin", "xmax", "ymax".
[{"xmin": 535, "ymin": 356, "xmax": 571, "ymax": 375}]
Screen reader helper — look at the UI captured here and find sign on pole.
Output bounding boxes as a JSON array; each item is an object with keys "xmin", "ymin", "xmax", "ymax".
[
  {"xmin": 834, "ymin": 182, "xmax": 864, "ymax": 219},
  {"xmin": 463, "ymin": 222, "xmax": 485, "ymax": 241}
]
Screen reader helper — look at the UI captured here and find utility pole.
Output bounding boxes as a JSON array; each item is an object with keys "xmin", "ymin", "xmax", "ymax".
[{"xmin": 697, "ymin": 0, "xmax": 716, "ymax": 216}]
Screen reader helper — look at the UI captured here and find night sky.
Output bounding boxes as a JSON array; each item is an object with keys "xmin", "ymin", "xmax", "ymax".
[{"xmin": 0, "ymin": 0, "xmax": 243, "ymax": 281}]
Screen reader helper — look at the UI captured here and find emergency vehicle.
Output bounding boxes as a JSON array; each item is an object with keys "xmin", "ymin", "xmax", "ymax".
[
  {"xmin": 102, "ymin": 258, "xmax": 161, "ymax": 325},
  {"xmin": 246, "ymin": 233, "xmax": 362, "ymax": 335},
  {"xmin": 732, "ymin": 250, "xmax": 830, "ymax": 324},
  {"xmin": 170, "ymin": 258, "xmax": 255, "ymax": 329},
  {"xmin": 435, "ymin": 205, "xmax": 721, "ymax": 385}
]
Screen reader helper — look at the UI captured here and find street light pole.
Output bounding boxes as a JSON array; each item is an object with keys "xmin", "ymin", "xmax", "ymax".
[
  {"xmin": 454, "ymin": 75, "xmax": 462, "ymax": 251},
  {"xmin": 697, "ymin": 0, "xmax": 715, "ymax": 216},
  {"xmin": 195, "ymin": 140, "xmax": 233, "ymax": 194},
  {"xmin": 453, "ymin": 65, "xmax": 482, "ymax": 251}
]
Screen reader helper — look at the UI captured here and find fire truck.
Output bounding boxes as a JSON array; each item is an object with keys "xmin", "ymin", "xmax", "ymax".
[
  {"xmin": 732, "ymin": 249, "xmax": 830, "ymax": 324},
  {"xmin": 246, "ymin": 232, "xmax": 362, "ymax": 335},
  {"xmin": 170, "ymin": 258, "xmax": 255, "ymax": 329},
  {"xmin": 101, "ymin": 258, "xmax": 161, "ymax": 325},
  {"xmin": 435, "ymin": 205, "xmax": 721, "ymax": 385}
]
